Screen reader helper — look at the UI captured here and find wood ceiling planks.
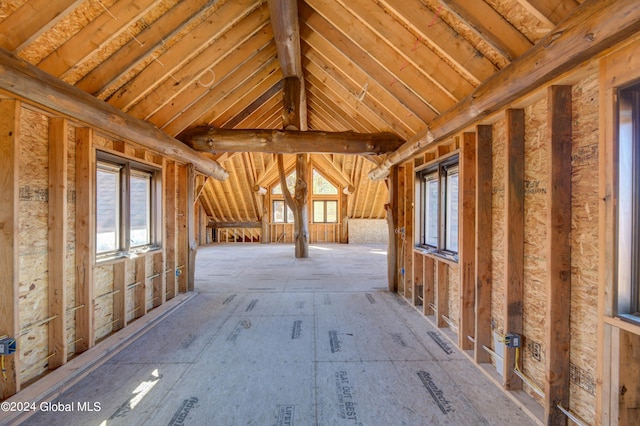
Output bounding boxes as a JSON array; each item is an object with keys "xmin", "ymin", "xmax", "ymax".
[{"xmin": 0, "ymin": 0, "xmax": 582, "ymax": 223}]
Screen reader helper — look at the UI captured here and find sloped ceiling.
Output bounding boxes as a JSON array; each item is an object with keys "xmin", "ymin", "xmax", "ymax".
[{"xmin": 0, "ymin": 0, "xmax": 582, "ymax": 223}]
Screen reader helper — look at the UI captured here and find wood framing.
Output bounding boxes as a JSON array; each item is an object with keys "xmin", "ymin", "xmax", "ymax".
[
  {"xmin": 177, "ymin": 164, "xmax": 188, "ymax": 293},
  {"xmin": 368, "ymin": 0, "xmax": 640, "ymax": 180},
  {"xmin": 503, "ymin": 108, "xmax": 525, "ymax": 390},
  {"xmin": 134, "ymin": 257, "xmax": 147, "ymax": 320},
  {"xmin": 74, "ymin": 127, "xmax": 95, "ymax": 352},
  {"xmin": 0, "ymin": 48, "xmax": 228, "ymax": 180},
  {"xmin": 544, "ymin": 85, "xmax": 573, "ymax": 424},
  {"xmin": 385, "ymin": 166, "xmax": 398, "ymax": 292},
  {"xmin": 459, "ymin": 132, "xmax": 476, "ymax": 350},
  {"xmin": 113, "ymin": 262, "xmax": 126, "ymax": 332},
  {"xmin": 0, "ymin": 99, "xmax": 20, "ymax": 399},
  {"xmin": 48, "ymin": 117, "xmax": 68, "ymax": 369},
  {"xmin": 181, "ymin": 128, "xmax": 404, "ymax": 155},
  {"xmin": 165, "ymin": 161, "xmax": 177, "ymax": 300},
  {"xmin": 474, "ymin": 124, "xmax": 493, "ymax": 364},
  {"xmin": 436, "ymin": 261, "xmax": 450, "ymax": 329},
  {"xmin": 187, "ymin": 164, "xmax": 196, "ymax": 292}
]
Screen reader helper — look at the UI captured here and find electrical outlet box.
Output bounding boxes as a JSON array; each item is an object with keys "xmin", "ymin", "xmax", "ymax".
[
  {"xmin": 0, "ymin": 337, "xmax": 17, "ymax": 355},
  {"xmin": 504, "ymin": 333, "xmax": 521, "ymax": 348}
]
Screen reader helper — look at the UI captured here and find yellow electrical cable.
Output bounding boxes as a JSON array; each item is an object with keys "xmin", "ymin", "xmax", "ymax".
[{"xmin": 1, "ymin": 355, "xmax": 6, "ymax": 380}]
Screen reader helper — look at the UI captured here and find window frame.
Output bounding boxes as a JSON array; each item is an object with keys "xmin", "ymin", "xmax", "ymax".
[
  {"xmin": 96, "ymin": 151, "xmax": 162, "ymax": 262},
  {"xmin": 312, "ymin": 199, "xmax": 338, "ymax": 223},
  {"xmin": 616, "ymin": 82, "xmax": 640, "ymax": 323},
  {"xmin": 416, "ymin": 155, "xmax": 460, "ymax": 261}
]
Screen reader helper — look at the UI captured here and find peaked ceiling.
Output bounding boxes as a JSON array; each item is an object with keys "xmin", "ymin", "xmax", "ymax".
[{"xmin": 0, "ymin": 0, "xmax": 583, "ymax": 223}]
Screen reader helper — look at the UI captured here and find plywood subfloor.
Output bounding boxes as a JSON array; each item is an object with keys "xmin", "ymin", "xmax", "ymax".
[{"xmin": 26, "ymin": 244, "xmax": 534, "ymax": 425}]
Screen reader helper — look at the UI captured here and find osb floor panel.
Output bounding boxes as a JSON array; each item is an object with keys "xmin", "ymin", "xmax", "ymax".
[{"xmin": 27, "ymin": 244, "xmax": 534, "ymax": 425}]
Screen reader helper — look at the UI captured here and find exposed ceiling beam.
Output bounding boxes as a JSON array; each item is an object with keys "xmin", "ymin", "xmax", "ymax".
[
  {"xmin": 181, "ymin": 128, "xmax": 405, "ymax": 155},
  {"xmin": 368, "ymin": 0, "xmax": 640, "ymax": 180},
  {"xmin": 0, "ymin": 47, "xmax": 228, "ymax": 180},
  {"xmin": 268, "ymin": 0, "xmax": 307, "ymax": 131},
  {"xmin": 441, "ymin": 0, "xmax": 533, "ymax": 61}
]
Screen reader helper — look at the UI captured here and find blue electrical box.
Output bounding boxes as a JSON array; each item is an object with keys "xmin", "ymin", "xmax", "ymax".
[
  {"xmin": 504, "ymin": 333, "xmax": 521, "ymax": 348},
  {"xmin": 0, "ymin": 337, "xmax": 16, "ymax": 355}
]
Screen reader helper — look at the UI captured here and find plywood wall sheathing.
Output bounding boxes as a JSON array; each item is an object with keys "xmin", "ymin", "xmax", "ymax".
[
  {"xmin": 491, "ymin": 119, "xmax": 506, "ymax": 344},
  {"xmin": 18, "ymin": 108, "xmax": 49, "ymax": 384},
  {"xmin": 522, "ymin": 99, "xmax": 548, "ymax": 403},
  {"xmin": 569, "ymin": 73, "xmax": 599, "ymax": 425},
  {"xmin": 94, "ymin": 265, "xmax": 114, "ymax": 342}
]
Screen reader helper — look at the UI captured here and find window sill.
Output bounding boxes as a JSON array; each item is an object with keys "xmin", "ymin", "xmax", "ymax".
[
  {"xmin": 413, "ymin": 247, "xmax": 459, "ymax": 265},
  {"xmin": 96, "ymin": 246, "xmax": 162, "ymax": 266}
]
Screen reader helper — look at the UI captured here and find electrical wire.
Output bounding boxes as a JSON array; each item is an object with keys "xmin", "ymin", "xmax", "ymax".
[{"xmin": 1, "ymin": 355, "xmax": 6, "ymax": 380}]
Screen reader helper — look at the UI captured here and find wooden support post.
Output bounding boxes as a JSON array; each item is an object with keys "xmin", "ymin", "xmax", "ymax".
[
  {"xmin": 187, "ymin": 164, "xmax": 196, "ymax": 292},
  {"xmin": 459, "ymin": 132, "xmax": 477, "ymax": 350},
  {"xmin": 397, "ymin": 165, "xmax": 406, "ymax": 295},
  {"xmin": 48, "ymin": 117, "xmax": 68, "ymax": 369},
  {"xmin": 475, "ymin": 124, "xmax": 493, "ymax": 364},
  {"xmin": 165, "ymin": 161, "xmax": 177, "ymax": 300},
  {"xmin": 503, "ymin": 108, "xmax": 525, "ymax": 390},
  {"xmin": 423, "ymin": 256, "xmax": 435, "ymax": 316},
  {"xmin": 436, "ymin": 261, "xmax": 449, "ymax": 328},
  {"xmin": 135, "ymin": 256, "xmax": 147, "ymax": 319},
  {"xmin": 0, "ymin": 99, "xmax": 20, "ymax": 399},
  {"xmin": 544, "ymin": 85, "xmax": 573, "ymax": 423},
  {"xmin": 75, "ymin": 127, "xmax": 95, "ymax": 352},
  {"xmin": 385, "ymin": 166, "xmax": 398, "ymax": 292},
  {"xmin": 113, "ymin": 262, "xmax": 126, "ymax": 332},
  {"xmin": 340, "ymin": 189, "xmax": 348, "ymax": 243},
  {"xmin": 177, "ymin": 164, "xmax": 188, "ymax": 292}
]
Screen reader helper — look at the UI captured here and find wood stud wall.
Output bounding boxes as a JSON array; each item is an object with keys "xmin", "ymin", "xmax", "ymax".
[
  {"xmin": 401, "ymin": 80, "xmax": 603, "ymax": 424},
  {"xmin": 0, "ymin": 99, "xmax": 195, "ymax": 400}
]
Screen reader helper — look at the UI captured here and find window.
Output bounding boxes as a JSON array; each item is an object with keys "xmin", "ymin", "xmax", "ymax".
[
  {"xmin": 273, "ymin": 200, "xmax": 294, "ymax": 223},
  {"xmin": 96, "ymin": 152, "xmax": 160, "ymax": 260},
  {"xmin": 312, "ymin": 169, "xmax": 338, "ymax": 194},
  {"xmin": 313, "ymin": 200, "xmax": 337, "ymax": 223},
  {"xmin": 417, "ymin": 157, "xmax": 459, "ymax": 259},
  {"xmin": 617, "ymin": 82, "xmax": 640, "ymax": 321}
]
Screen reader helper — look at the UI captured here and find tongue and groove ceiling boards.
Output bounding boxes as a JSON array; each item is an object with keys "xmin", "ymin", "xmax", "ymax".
[{"xmin": 0, "ymin": 0, "xmax": 582, "ymax": 222}]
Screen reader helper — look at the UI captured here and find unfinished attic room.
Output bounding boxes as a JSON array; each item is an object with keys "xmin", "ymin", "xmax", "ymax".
[{"xmin": 2, "ymin": 0, "xmax": 640, "ymax": 424}]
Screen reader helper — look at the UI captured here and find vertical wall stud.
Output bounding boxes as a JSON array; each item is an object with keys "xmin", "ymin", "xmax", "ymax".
[
  {"xmin": 48, "ymin": 117, "xmax": 68, "ymax": 369},
  {"xmin": 460, "ymin": 132, "xmax": 477, "ymax": 350},
  {"xmin": 75, "ymin": 127, "xmax": 95, "ymax": 352},
  {"xmin": 0, "ymin": 100, "xmax": 20, "ymax": 398},
  {"xmin": 545, "ymin": 85, "xmax": 573, "ymax": 423},
  {"xmin": 165, "ymin": 161, "xmax": 177, "ymax": 300},
  {"xmin": 504, "ymin": 108, "xmax": 525, "ymax": 390},
  {"xmin": 187, "ymin": 164, "xmax": 196, "ymax": 292},
  {"xmin": 475, "ymin": 124, "xmax": 493, "ymax": 364}
]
